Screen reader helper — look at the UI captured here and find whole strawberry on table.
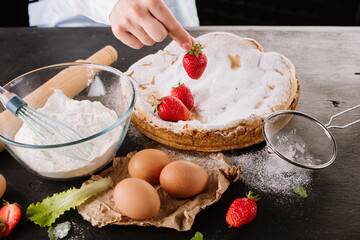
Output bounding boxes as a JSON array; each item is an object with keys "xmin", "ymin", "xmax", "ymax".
[
  {"xmin": 226, "ymin": 191, "xmax": 260, "ymax": 228},
  {"xmin": 183, "ymin": 43, "xmax": 207, "ymax": 80}
]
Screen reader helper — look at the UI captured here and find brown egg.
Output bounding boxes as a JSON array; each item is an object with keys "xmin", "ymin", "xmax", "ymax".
[
  {"xmin": 128, "ymin": 149, "xmax": 172, "ymax": 184},
  {"xmin": 113, "ymin": 178, "xmax": 160, "ymax": 220},
  {"xmin": 0, "ymin": 174, "xmax": 6, "ymax": 199},
  {"xmin": 160, "ymin": 160, "xmax": 208, "ymax": 198}
]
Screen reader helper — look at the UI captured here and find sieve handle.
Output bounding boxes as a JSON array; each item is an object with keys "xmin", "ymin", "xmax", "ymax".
[{"xmin": 325, "ymin": 104, "xmax": 360, "ymax": 129}]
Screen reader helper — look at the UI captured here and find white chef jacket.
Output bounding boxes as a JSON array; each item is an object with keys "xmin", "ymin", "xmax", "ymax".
[{"xmin": 29, "ymin": 0, "xmax": 199, "ymax": 27}]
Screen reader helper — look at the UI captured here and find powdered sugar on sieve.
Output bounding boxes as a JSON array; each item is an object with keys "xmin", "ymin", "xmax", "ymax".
[
  {"xmin": 276, "ymin": 129, "xmax": 323, "ymax": 166},
  {"xmin": 226, "ymin": 148, "xmax": 313, "ymax": 196}
]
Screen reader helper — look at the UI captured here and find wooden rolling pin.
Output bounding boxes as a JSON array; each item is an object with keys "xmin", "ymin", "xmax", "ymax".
[{"xmin": 0, "ymin": 45, "xmax": 118, "ymax": 152}]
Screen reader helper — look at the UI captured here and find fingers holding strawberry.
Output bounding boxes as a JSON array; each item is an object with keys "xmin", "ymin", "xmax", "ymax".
[
  {"xmin": 183, "ymin": 43, "xmax": 207, "ymax": 80},
  {"xmin": 226, "ymin": 191, "xmax": 260, "ymax": 228}
]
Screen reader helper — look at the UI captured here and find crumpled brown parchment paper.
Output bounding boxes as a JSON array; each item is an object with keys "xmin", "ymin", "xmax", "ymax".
[{"xmin": 77, "ymin": 142, "xmax": 241, "ymax": 231}]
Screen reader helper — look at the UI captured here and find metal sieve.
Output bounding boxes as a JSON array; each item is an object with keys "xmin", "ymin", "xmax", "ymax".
[{"xmin": 262, "ymin": 104, "xmax": 360, "ymax": 169}]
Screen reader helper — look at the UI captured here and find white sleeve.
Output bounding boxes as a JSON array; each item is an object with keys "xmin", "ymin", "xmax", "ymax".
[{"xmin": 66, "ymin": 0, "xmax": 118, "ymax": 25}]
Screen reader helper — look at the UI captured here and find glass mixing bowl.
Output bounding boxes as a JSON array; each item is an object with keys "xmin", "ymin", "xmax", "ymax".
[{"xmin": 0, "ymin": 62, "xmax": 136, "ymax": 180}]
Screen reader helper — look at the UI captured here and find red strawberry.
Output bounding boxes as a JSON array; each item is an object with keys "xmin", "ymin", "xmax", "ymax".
[
  {"xmin": 183, "ymin": 43, "xmax": 207, "ymax": 80},
  {"xmin": 155, "ymin": 96, "xmax": 190, "ymax": 122},
  {"xmin": 171, "ymin": 83, "xmax": 194, "ymax": 110},
  {"xmin": 0, "ymin": 202, "xmax": 21, "ymax": 237},
  {"xmin": 226, "ymin": 191, "xmax": 260, "ymax": 228}
]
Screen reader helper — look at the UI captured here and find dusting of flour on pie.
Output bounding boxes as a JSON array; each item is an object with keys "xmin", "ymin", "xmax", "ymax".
[{"xmin": 14, "ymin": 90, "xmax": 122, "ymax": 178}]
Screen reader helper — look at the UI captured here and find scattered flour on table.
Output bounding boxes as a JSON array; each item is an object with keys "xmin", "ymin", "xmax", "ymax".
[
  {"xmin": 126, "ymin": 122, "xmax": 151, "ymax": 148},
  {"xmin": 14, "ymin": 90, "xmax": 122, "ymax": 179},
  {"xmin": 68, "ymin": 221, "xmax": 90, "ymax": 240},
  {"xmin": 226, "ymin": 148, "xmax": 313, "ymax": 196}
]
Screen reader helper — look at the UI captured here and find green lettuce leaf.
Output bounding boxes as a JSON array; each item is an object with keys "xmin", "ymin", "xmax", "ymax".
[{"xmin": 27, "ymin": 177, "xmax": 113, "ymax": 227}]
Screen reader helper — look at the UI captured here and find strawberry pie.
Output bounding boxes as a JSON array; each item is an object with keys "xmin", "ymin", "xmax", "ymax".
[{"xmin": 126, "ymin": 32, "xmax": 300, "ymax": 152}]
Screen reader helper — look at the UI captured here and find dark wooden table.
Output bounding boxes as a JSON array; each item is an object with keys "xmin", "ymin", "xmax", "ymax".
[{"xmin": 0, "ymin": 26, "xmax": 360, "ymax": 239}]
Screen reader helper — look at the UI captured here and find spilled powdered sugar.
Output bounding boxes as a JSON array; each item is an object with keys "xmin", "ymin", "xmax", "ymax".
[{"xmin": 226, "ymin": 148, "xmax": 313, "ymax": 196}]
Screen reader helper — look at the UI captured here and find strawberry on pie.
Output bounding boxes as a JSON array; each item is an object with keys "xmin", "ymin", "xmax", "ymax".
[
  {"xmin": 155, "ymin": 96, "xmax": 190, "ymax": 122},
  {"xmin": 170, "ymin": 83, "xmax": 194, "ymax": 110},
  {"xmin": 126, "ymin": 32, "xmax": 300, "ymax": 152},
  {"xmin": 182, "ymin": 43, "xmax": 207, "ymax": 80}
]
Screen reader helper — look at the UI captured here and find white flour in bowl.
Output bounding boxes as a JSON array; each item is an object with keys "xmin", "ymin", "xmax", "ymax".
[{"xmin": 13, "ymin": 90, "xmax": 122, "ymax": 179}]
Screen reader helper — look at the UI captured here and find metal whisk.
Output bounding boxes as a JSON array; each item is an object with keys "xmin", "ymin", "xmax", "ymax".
[{"xmin": 0, "ymin": 86, "xmax": 92, "ymax": 161}]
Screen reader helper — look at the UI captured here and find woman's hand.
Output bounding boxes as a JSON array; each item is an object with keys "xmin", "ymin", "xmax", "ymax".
[{"xmin": 109, "ymin": 0, "xmax": 195, "ymax": 50}]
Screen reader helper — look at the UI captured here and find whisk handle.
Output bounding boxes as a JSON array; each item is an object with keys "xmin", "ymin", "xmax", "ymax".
[
  {"xmin": 0, "ymin": 86, "xmax": 27, "ymax": 116},
  {"xmin": 6, "ymin": 96, "xmax": 27, "ymax": 116}
]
